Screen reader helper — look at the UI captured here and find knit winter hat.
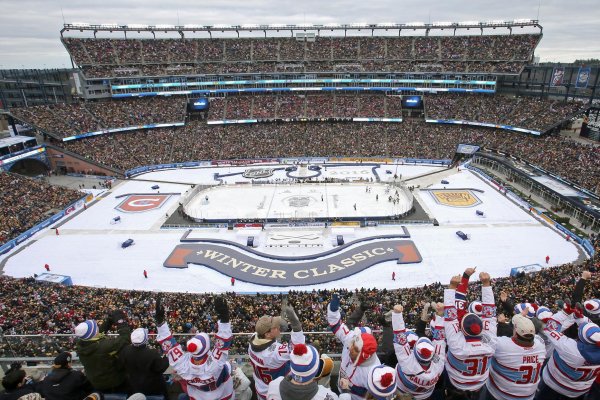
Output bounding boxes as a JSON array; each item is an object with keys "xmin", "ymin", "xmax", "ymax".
[
  {"xmin": 468, "ymin": 301, "xmax": 483, "ymax": 316},
  {"xmin": 367, "ymin": 365, "xmax": 397, "ymax": 400},
  {"xmin": 514, "ymin": 303, "xmax": 535, "ymax": 318},
  {"xmin": 352, "ymin": 332, "xmax": 378, "ymax": 366},
  {"xmin": 536, "ymin": 306, "xmax": 553, "ymax": 322},
  {"xmin": 75, "ymin": 320, "xmax": 99, "ymax": 340},
  {"xmin": 584, "ymin": 299, "xmax": 600, "ymax": 316},
  {"xmin": 187, "ymin": 332, "xmax": 211, "ymax": 358},
  {"xmin": 130, "ymin": 328, "xmax": 149, "ymax": 346},
  {"xmin": 461, "ymin": 313, "xmax": 483, "ymax": 338},
  {"xmin": 578, "ymin": 322, "xmax": 600, "ymax": 345},
  {"xmin": 353, "ymin": 326, "xmax": 373, "ymax": 335},
  {"xmin": 289, "ymin": 344, "xmax": 320, "ymax": 383},
  {"xmin": 127, "ymin": 394, "xmax": 147, "ymax": 400},
  {"xmin": 414, "ymin": 337, "xmax": 435, "ymax": 364}
]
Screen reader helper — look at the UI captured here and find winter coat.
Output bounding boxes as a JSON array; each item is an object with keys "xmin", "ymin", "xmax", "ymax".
[
  {"xmin": 0, "ymin": 385, "xmax": 43, "ymax": 400},
  {"xmin": 75, "ymin": 324, "xmax": 131, "ymax": 391},
  {"xmin": 41, "ymin": 367, "xmax": 92, "ymax": 400},
  {"xmin": 119, "ymin": 344, "xmax": 169, "ymax": 396}
]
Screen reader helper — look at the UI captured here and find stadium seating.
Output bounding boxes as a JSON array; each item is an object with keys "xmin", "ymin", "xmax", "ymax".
[{"xmin": 61, "ymin": 34, "xmax": 541, "ymax": 78}]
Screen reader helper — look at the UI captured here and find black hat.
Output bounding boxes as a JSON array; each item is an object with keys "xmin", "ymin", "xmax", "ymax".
[
  {"xmin": 1, "ymin": 366, "xmax": 26, "ymax": 391},
  {"xmin": 54, "ymin": 352, "xmax": 72, "ymax": 367}
]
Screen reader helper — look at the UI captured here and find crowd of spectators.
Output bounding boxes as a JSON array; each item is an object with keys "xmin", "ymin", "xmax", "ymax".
[
  {"xmin": 0, "ymin": 172, "xmax": 83, "ymax": 245},
  {"xmin": 425, "ymin": 93, "xmax": 585, "ymax": 132},
  {"xmin": 0, "ymin": 233, "xmax": 598, "ymax": 359},
  {"xmin": 53, "ymin": 114, "xmax": 600, "ymax": 194},
  {"xmin": 62, "ymin": 34, "xmax": 540, "ymax": 78},
  {"xmin": 11, "ymin": 97, "xmax": 187, "ymax": 139}
]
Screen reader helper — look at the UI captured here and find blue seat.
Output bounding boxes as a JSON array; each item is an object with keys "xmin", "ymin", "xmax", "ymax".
[{"xmin": 102, "ymin": 394, "xmax": 127, "ymax": 400}]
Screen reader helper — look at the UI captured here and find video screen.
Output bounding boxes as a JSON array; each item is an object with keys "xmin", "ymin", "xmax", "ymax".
[
  {"xmin": 189, "ymin": 97, "xmax": 209, "ymax": 111},
  {"xmin": 402, "ymin": 95, "xmax": 423, "ymax": 109}
]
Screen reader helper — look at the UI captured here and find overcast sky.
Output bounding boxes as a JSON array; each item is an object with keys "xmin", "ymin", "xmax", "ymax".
[{"xmin": 1, "ymin": 0, "xmax": 599, "ymax": 69}]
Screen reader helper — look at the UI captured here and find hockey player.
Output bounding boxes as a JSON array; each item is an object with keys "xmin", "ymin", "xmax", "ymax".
[
  {"xmin": 155, "ymin": 295, "xmax": 234, "ymax": 400},
  {"xmin": 248, "ymin": 306, "xmax": 305, "ymax": 399},
  {"xmin": 266, "ymin": 343, "xmax": 339, "ymax": 400},
  {"xmin": 443, "ymin": 272, "xmax": 496, "ymax": 399},
  {"xmin": 327, "ymin": 293, "xmax": 380, "ymax": 400},
  {"xmin": 534, "ymin": 307, "xmax": 600, "ymax": 400},
  {"xmin": 481, "ymin": 312, "xmax": 546, "ymax": 400},
  {"xmin": 392, "ymin": 303, "xmax": 446, "ymax": 399}
]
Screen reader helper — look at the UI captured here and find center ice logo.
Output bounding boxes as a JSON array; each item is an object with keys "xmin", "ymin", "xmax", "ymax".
[
  {"xmin": 431, "ymin": 190, "xmax": 481, "ymax": 208},
  {"xmin": 116, "ymin": 195, "xmax": 170, "ymax": 213},
  {"xmin": 242, "ymin": 168, "xmax": 274, "ymax": 179}
]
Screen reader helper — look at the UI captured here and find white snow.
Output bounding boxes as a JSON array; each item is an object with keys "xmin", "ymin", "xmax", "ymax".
[{"xmin": 1, "ymin": 164, "xmax": 582, "ymax": 294}]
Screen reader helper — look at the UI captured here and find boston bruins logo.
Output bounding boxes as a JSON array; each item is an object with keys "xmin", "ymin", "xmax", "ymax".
[{"xmin": 431, "ymin": 190, "xmax": 481, "ymax": 207}]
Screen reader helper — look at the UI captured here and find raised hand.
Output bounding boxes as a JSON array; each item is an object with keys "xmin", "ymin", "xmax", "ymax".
[
  {"xmin": 284, "ymin": 306, "xmax": 302, "ymax": 332},
  {"xmin": 479, "ymin": 272, "xmax": 491, "ymax": 286},
  {"xmin": 214, "ymin": 297, "xmax": 230, "ymax": 323},
  {"xmin": 449, "ymin": 275, "xmax": 461, "ymax": 289},
  {"xmin": 330, "ymin": 293, "xmax": 340, "ymax": 312},
  {"xmin": 155, "ymin": 294, "xmax": 165, "ymax": 326}
]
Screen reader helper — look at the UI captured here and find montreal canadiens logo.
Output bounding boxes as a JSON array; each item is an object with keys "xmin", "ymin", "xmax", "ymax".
[{"xmin": 116, "ymin": 195, "xmax": 170, "ymax": 213}]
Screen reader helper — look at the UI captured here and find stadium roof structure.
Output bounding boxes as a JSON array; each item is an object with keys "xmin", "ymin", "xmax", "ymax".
[{"xmin": 61, "ymin": 19, "xmax": 542, "ymax": 38}]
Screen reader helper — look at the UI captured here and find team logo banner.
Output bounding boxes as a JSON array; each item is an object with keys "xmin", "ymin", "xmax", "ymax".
[
  {"xmin": 163, "ymin": 239, "xmax": 422, "ymax": 286},
  {"xmin": 116, "ymin": 194, "xmax": 170, "ymax": 213},
  {"xmin": 431, "ymin": 190, "xmax": 482, "ymax": 208},
  {"xmin": 551, "ymin": 67, "xmax": 565, "ymax": 87},
  {"xmin": 575, "ymin": 67, "xmax": 591, "ymax": 88}
]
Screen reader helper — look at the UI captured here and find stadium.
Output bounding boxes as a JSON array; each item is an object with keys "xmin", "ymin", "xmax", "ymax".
[{"xmin": 0, "ymin": 13, "xmax": 599, "ymax": 400}]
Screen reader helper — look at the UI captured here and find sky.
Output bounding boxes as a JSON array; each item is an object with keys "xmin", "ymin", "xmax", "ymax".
[{"xmin": 0, "ymin": 0, "xmax": 599, "ymax": 69}]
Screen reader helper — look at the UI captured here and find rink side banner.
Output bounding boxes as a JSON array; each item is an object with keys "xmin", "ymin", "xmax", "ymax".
[{"xmin": 163, "ymin": 240, "xmax": 422, "ymax": 286}]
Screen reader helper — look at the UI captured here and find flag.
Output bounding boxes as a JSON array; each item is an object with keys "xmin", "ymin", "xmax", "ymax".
[
  {"xmin": 550, "ymin": 67, "xmax": 565, "ymax": 87},
  {"xmin": 575, "ymin": 67, "xmax": 591, "ymax": 88}
]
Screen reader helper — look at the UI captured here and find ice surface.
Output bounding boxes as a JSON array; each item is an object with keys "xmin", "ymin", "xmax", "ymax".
[{"xmin": 1, "ymin": 165, "xmax": 581, "ymax": 294}]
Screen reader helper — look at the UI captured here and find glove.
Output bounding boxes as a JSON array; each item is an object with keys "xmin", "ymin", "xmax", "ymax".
[
  {"xmin": 99, "ymin": 315, "xmax": 114, "ymax": 333},
  {"xmin": 214, "ymin": 297, "xmax": 230, "ymax": 323},
  {"xmin": 285, "ymin": 306, "xmax": 302, "ymax": 332},
  {"xmin": 573, "ymin": 303, "xmax": 584, "ymax": 320},
  {"xmin": 155, "ymin": 295, "xmax": 165, "ymax": 326},
  {"xmin": 110, "ymin": 310, "xmax": 127, "ymax": 325},
  {"xmin": 563, "ymin": 300, "xmax": 575, "ymax": 315},
  {"xmin": 330, "ymin": 293, "xmax": 340, "ymax": 312},
  {"xmin": 359, "ymin": 301, "xmax": 371, "ymax": 312}
]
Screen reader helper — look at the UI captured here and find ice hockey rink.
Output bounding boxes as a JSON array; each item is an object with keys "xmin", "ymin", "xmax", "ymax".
[{"xmin": 0, "ymin": 162, "xmax": 583, "ymax": 294}]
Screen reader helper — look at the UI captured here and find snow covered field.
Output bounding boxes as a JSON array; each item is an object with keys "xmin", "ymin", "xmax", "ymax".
[{"xmin": 1, "ymin": 163, "xmax": 581, "ymax": 294}]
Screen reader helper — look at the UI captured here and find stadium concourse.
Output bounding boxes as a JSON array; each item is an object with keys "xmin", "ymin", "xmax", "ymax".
[{"xmin": 0, "ymin": 163, "xmax": 583, "ymax": 293}]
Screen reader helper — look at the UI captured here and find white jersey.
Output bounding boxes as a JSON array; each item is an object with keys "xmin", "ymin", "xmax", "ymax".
[
  {"xmin": 328, "ymin": 306, "xmax": 380, "ymax": 400},
  {"xmin": 485, "ymin": 335, "xmax": 546, "ymax": 400},
  {"xmin": 392, "ymin": 313, "xmax": 446, "ymax": 400},
  {"xmin": 157, "ymin": 321, "xmax": 234, "ymax": 400},
  {"xmin": 267, "ymin": 376, "xmax": 339, "ymax": 400},
  {"xmin": 541, "ymin": 323, "xmax": 600, "ymax": 398},
  {"xmin": 248, "ymin": 330, "xmax": 306, "ymax": 399},
  {"xmin": 444, "ymin": 286, "xmax": 497, "ymax": 391}
]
